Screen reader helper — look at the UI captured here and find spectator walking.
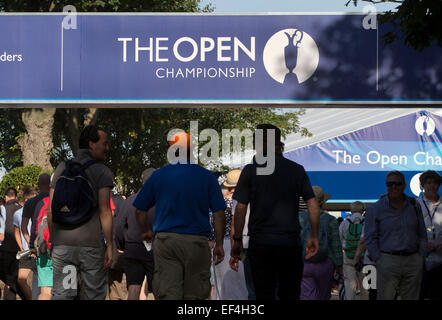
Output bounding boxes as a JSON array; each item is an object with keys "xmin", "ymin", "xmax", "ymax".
[
  {"xmin": 48, "ymin": 124, "xmax": 114, "ymax": 300},
  {"xmin": 352, "ymin": 225, "xmax": 377, "ymax": 300},
  {"xmin": 299, "ymin": 186, "xmax": 343, "ymax": 300},
  {"xmin": 417, "ymin": 170, "xmax": 441, "ymax": 300},
  {"xmin": 21, "ymin": 173, "xmax": 51, "ymax": 300},
  {"xmin": 115, "ymin": 168, "xmax": 156, "ymax": 300},
  {"xmin": 0, "ymin": 187, "xmax": 23, "ymax": 299},
  {"xmin": 339, "ymin": 201, "xmax": 368, "ymax": 300},
  {"xmin": 133, "ymin": 132, "xmax": 226, "ymax": 300},
  {"xmin": 231, "ymin": 124, "xmax": 320, "ymax": 300},
  {"xmin": 13, "ymin": 187, "xmax": 38, "ymax": 300},
  {"xmin": 365, "ymin": 170, "xmax": 427, "ymax": 300},
  {"xmin": 213, "ymin": 169, "xmax": 248, "ymax": 300}
]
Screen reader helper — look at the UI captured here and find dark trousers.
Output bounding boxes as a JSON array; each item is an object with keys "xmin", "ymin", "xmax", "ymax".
[
  {"xmin": 248, "ymin": 242, "xmax": 303, "ymax": 300},
  {"xmin": 420, "ymin": 264, "xmax": 442, "ymax": 300}
]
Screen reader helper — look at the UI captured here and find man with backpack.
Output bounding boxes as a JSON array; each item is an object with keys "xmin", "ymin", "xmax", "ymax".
[
  {"xmin": 21, "ymin": 173, "xmax": 51, "ymax": 300},
  {"xmin": 48, "ymin": 125, "xmax": 114, "ymax": 300},
  {"xmin": 299, "ymin": 186, "xmax": 343, "ymax": 300},
  {"xmin": 339, "ymin": 201, "xmax": 368, "ymax": 300}
]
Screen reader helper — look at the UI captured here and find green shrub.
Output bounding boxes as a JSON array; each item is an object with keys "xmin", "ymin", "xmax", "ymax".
[{"xmin": 0, "ymin": 165, "xmax": 52, "ymax": 198}]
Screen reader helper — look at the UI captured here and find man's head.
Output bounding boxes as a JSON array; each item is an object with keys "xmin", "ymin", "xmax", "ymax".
[
  {"xmin": 4, "ymin": 187, "xmax": 18, "ymax": 202},
  {"xmin": 21, "ymin": 186, "xmax": 38, "ymax": 203},
  {"xmin": 385, "ymin": 170, "xmax": 406, "ymax": 200},
  {"xmin": 79, "ymin": 125, "xmax": 110, "ymax": 162},
  {"xmin": 141, "ymin": 168, "xmax": 156, "ymax": 185},
  {"xmin": 37, "ymin": 173, "xmax": 51, "ymax": 193},
  {"xmin": 350, "ymin": 201, "xmax": 365, "ymax": 214},
  {"xmin": 419, "ymin": 170, "xmax": 441, "ymax": 197},
  {"xmin": 169, "ymin": 131, "xmax": 192, "ymax": 161},
  {"xmin": 253, "ymin": 124, "xmax": 284, "ymax": 155}
]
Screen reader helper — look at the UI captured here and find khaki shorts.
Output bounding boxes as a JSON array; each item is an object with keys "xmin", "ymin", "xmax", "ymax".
[{"xmin": 153, "ymin": 232, "xmax": 211, "ymax": 300}]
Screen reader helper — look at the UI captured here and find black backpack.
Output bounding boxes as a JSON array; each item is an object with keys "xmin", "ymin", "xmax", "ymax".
[{"xmin": 52, "ymin": 159, "xmax": 97, "ymax": 226}]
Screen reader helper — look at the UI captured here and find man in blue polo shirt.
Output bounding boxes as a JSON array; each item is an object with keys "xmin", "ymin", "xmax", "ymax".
[{"xmin": 133, "ymin": 132, "xmax": 226, "ymax": 300}]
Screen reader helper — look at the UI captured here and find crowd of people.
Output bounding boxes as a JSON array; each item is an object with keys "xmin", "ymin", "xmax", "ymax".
[{"xmin": 0, "ymin": 123, "xmax": 440, "ymax": 300}]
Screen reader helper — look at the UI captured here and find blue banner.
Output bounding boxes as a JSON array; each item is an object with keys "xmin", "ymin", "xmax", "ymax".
[
  {"xmin": 0, "ymin": 13, "xmax": 441, "ymax": 104},
  {"xmin": 284, "ymin": 111, "xmax": 442, "ymax": 201}
]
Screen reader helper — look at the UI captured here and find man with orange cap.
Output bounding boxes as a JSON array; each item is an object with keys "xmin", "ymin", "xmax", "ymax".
[{"xmin": 134, "ymin": 131, "xmax": 226, "ymax": 300}]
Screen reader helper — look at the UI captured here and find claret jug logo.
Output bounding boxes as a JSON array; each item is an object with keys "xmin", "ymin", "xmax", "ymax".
[
  {"xmin": 415, "ymin": 115, "xmax": 435, "ymax": 136},
  {"xmin": 263, "ymin": 29, "xmax": 319, "ymax": 84}
]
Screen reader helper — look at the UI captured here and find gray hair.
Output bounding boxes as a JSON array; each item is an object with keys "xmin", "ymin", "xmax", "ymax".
[{"xmin": 350, "ymin": 201, "xmax": 364, "ymax": 214}]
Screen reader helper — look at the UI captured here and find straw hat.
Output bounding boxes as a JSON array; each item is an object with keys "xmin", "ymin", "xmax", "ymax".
[
  {"xmin": 312, "ymin": 186, "xmax": 330, "ymax": 207},
  {"xmin": 223, "ymin": 169, "xmax": 242, "ymax": 187}
]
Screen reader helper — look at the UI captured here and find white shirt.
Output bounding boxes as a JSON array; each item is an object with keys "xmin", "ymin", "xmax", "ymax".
[{"xmin": 418, "ymin": 194, "xmax": 442, "ymax": 270}]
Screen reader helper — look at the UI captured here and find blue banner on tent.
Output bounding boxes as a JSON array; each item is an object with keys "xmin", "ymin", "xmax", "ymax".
[
  {"xmin": 0, "ymin": 13, "xmax": 441, "ymax": 104},
  {"xmin": 284, "ymin": 111, "xmax": 442, "ymax": 202}
]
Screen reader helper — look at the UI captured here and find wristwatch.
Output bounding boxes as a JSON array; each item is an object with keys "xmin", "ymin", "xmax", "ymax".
[{"xmin": 232, "ymin": 235, "xmax": 243, "ymax": 242}]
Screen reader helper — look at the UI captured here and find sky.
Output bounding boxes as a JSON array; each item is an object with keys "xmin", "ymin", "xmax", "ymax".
[{"xmin": 201, "ymin": 0, "xmax": 400, "ymax": 13}]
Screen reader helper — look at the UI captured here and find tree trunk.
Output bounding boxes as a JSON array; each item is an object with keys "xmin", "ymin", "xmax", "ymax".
[
  {"xmin": 84, "ymin": 108, "xmax": 99, "ymax": 126},
  {"xmin": 18, "ymin": 108, "xmax": 56, "ymax": 171}
]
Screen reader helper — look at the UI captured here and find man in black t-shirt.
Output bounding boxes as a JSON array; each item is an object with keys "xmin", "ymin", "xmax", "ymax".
[{"xmin": 230, "ymin": 124, "xmax": 321, "ymax": 300}]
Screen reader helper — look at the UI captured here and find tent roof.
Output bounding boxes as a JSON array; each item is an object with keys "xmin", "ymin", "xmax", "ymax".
[
  {"xmin": 222, "ymin": 108, "xmax": 442, "ymax": 168},
  {"xmin": 284, "ymin": 108, "xmax": 442, "ymax": 153}
]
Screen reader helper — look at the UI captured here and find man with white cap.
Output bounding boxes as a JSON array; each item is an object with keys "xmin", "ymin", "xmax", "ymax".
[{"xmin": 133, "ymin": 132, "xmax": 226, "ymax": 300}]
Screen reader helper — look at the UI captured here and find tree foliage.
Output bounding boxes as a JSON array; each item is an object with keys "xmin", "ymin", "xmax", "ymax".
[
  {"xmin": 0, "ymin": 0, "xmax": 213, "ymax": 12},
  {"xmin": 0, "ymin": 164, "xmax": 51, "ymax": 197},
  {"xmin": 347, "ymin": 0, "xmax": 442, "ymax": 50}
]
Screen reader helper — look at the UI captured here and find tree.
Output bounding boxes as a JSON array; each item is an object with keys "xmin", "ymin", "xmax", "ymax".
[{"xmin": 346, "ymin": 0, "xmax": 442, "ymax": 50}]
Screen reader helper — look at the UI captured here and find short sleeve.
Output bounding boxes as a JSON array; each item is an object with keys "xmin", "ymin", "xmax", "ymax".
[
  {"xmin": 95, "ymin": 166, "xmax": 114, "ymax": 190},
  {"xmin": 13, "ymin": 211, "xmax": 21, "ymax": 227},
  {"xmin": 208, "ymin": 173, "xmax": 226, "ymax": 213},
  {"xmin": 22, "ymin": 197, "xmax": 35, "ymax": 219},
  {"xmin": 232, "ymin": 165, "xmax": 253, "ymax": 205},
  {"xmin": 133, "ymin": 173, "xmax": 156, "ymax": 211},
  {"xmin": 50, "ymin": 162, "xmax": 66, "ymax": 188}
]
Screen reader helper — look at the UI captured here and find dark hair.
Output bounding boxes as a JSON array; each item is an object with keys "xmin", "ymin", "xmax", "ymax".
[
  {"xmin": 4, "ymin": 187, "xmax": 18, "ymax": 198},
  {"xmin": 419, "ymin": 170, "xmax": 442, "ymax": 187},
  {"xmin": 0, "ymin": 197, "xmax": 4, "ymax": 206},
  {"xmin": 21, "ymin": 186, "xmax": 37, "ymax": 201},
  {"xmin": 253, "ymin": 124, "xmax": 284, "ymax": 155},
  {"xmin": 79, "ymin": 125, "xmax": 101, "ymax": 149},
  {"xmin": 386, "ymin": 170, "xmax": 405, "ymax": 184}
]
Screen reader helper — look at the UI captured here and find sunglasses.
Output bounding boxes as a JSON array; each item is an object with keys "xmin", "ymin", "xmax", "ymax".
[{"xmin": 386, "ymin": 181, "xmax": 404, "ymax": 187}]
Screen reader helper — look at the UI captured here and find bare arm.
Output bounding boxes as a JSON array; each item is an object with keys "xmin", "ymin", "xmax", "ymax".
[
  {"xmin": 15, "ymin": 226, "xmax": 23, "ymax": 251},
  {"xmin": 353, "ymin": 237, "xmax": 366, "ymax": 264},
  {"xmin": 213, "ymin": 210, "xmax": 226, "ymax": 249},
  {"xmin": 21, "ymin": 217, "xmax": 31, "ymax": 247},
  {"xmin": 232, "ymin": 202, "xmax": 247, "ymax": 240},
  {"xmin": 307, "ymin": 197, "xmax": 320, "ymax": 238},
  {"xmin": 305, "ymin": 197, "xmax": 320, "ymax": 259},
  {"xmin": 98, "ymin": 187, "xmax": 113, "ymax": 269}
]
